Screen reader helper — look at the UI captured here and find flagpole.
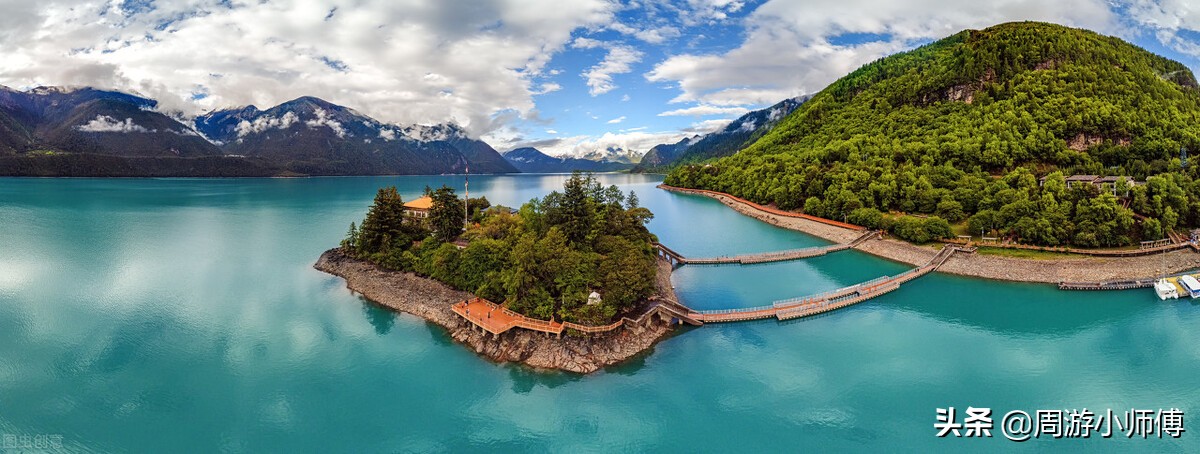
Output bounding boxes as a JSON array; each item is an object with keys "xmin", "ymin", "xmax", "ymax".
[{"xmin": 464, "ymin": 164, "xmax": 469, "ymax": 230}]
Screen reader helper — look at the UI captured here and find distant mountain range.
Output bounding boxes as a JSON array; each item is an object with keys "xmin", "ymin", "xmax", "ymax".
[
  {"xmin": 501, "ymin": 147, "xmax": 634, "ymax": 173},
  {"xmin": 0, "ymin": 86, "xmax": 517, "ymax": 176},
  {"xmin": 0, "ymin": 83, "xmax": 796, "ymax": 177},
  {"xmin": 633, "ymin": 97, "xmax": 806, "ymax": 173}
]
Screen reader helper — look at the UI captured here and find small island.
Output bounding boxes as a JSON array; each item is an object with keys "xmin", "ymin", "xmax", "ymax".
[{"xmin": 315, "ymin": 173, "xmax": 688, "ymax": 373}]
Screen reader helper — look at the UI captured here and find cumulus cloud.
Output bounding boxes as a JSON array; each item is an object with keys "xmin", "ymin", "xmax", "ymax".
[
  {"xmin": 572, "ymin": 38, "xmax": 643, "ymax": 96},
  {"xmin": 534, "ymin": 82, "xmax": 562, "ymax": 94},
  {"xmin": 0, "ymin": 0, "xmax": 618, "ymax": 136},
  {"xmin": 76, "ymin": 115, "xmax": 152, "ymax": 133},
  {"xmin": 647, "ymin": 0, "xmax": 1120, "ymax": 106},
  {"xmin": 235, "ymin": 111, "xmax": 300, "ymax": 137},
  {"xmin": 1123, "ymin": 1, "xmax": 1200, "ymax": 59},
  {"xmin": 658, "ymin": 105, "xmax": 749, "ymax": 116}
]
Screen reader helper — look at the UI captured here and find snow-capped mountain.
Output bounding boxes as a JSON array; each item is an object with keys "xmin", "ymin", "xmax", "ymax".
[
  {"xmin": 0, "ymin": 87, "xmax": 518, "ymax": 176},
  {"xmin": 0, "ymin": 85, "xmax": 219, "ymax": 158},
  {"xmin": 194, "ymin": 96, "xmax": 517, "ymax": 175},
  {"xmin": 501, "ymin": 147, "xmax": 634, "ymax": 173},
  {"xmin": 633, "ymin": 96, "xmax": 807, "ymax": 172},
  {"xmin": 574, "ymin": 146, "xmax": 642, "ymax": 164}
]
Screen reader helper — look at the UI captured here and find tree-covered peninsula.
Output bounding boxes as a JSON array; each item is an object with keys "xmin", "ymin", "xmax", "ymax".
[
  {"xmin": 341, "ymin": 173, "xmax": 659, "ymax": 324},
  {"xmin": 666, "ymin": 22, "xmax": 1200, "ymax": 247}
]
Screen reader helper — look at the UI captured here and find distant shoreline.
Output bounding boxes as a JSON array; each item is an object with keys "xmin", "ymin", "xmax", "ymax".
[{"xmin": 658, "ymin": 184, "xmax": 1200, "ymax": 285}]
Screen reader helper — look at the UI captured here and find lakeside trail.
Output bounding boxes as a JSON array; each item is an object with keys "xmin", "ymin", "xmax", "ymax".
[
  {"xmin": 315, "ymin": 248, "xmax": 678, "ymax": 374},
  {"xmin": 658, "ymin": 184, "xmax": 1200, "ymax": 284}
]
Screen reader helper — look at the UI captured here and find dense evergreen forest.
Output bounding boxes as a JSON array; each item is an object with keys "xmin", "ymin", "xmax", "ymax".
[
  {"xmin": 666, "ymin": 22, "xmax": 1200, "ymax": 246},
  {"xmin": 342, "ymin": 173, "xmax": 659, "ymax": 324}
]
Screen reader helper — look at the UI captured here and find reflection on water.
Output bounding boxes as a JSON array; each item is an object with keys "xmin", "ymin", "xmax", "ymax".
[{"xmin": 1, "ymin": 175, "xmax": 1198, "ymax": 452}]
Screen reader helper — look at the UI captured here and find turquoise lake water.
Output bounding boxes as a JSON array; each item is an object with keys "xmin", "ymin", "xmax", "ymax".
[{"xmin": 1, "ymin": 174, "xmax": 1198, "ymax": 452}]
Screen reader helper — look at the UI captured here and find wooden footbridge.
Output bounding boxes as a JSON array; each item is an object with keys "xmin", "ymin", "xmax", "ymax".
[
  {"xmin": 452, "ymin": 295, "xmax": 702, "ymax": 338},
  {"xmin": 653, "ymin": 230, "xmax": 879, "ymax": 267},
  {"xmin": 690, "ymin": 245, "xmax": 961, "ymax": 323},
  {"xmin": 455, "ymin": 246, "xmax": 964, "ymax": 336}
]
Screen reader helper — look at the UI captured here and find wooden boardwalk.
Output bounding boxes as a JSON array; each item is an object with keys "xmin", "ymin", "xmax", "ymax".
[
  {"xmin": 454, "ymin": 246, "xmax": 962, "ymax": 337},
  {"xmin": 654, "ymin": 230, "xmax": 878, "ymax": 267},
  {"xmin": 452, "ymin": 297, "xmax": 565, "ymax": 336},
  {"xmin": 689, "ymin": 246, "xmax": 961, "ymax": 323},
  {"xmin": 452, "ymin": 296, "xmax": 703, "ymax": 338}
]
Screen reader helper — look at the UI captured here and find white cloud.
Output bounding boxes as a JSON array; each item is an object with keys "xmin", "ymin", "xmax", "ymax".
[
  {"xmin": 235, "ymin": 111, "xmax": 300, "ymax": 137},
  {"xmin": 0, "ymin": 0, "xmax": 618, "ymax": 136},
  {"xmin": 609, "ymin": 22, "xmax": 682, "ymax": 44},
  {"xmin": 541, "ymin": 130, "xmax": 690, "ymax": 158},
  {"xmin": 621, "ymin": 94, "xmax": 631, "ymax": 102},
  {"xmin": 1124, "ymin": 1, "xmax": 1200, "ymax": 59},
  {"xmin": 607, "ymin": 115, "xmax": 626, "ymax": 124},
  {"xmin": 534, "ymin": 82, "xmax": 562, "ymax": 94},
  {"xmin": 305, "ymin": 108, "xmax": 347, "ymax": 138},
  {"xmin": 688, "ymin": 118, "xmax": 735, "ymax": 133},
  {"xmin": 545, "ymin": 129, "xmax": 559, "ymax": 134},
  {"xmin": 647, "ymin": 0, "xmax": 1119, "ymax": 106},
  {"xmin": 379, "ymin": 128, "xmax": 397, "ymax": 141},
  {"xmin": 658, "ymin": 105, "xmax": 749, "ymax": 116},
  {"xmin": 572, "ymin": 38, "xmax": 644, "ymax": 96},
  {"xmin": 572, "ymin": 36, "xmax": 606, "ymax": 49},
  {"xmin": 75, "ymin": 115, "xmax": 152, "ymax": 133}
]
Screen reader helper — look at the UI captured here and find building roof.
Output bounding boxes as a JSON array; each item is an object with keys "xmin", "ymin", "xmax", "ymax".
[
  {"xmin": 404, "ymin": 196, "xmax": 434, "ymax": 210},
  {"xmin": 1065, "ymin": 175, "xmax": 1100, "ymax": 182},
  {"xmin": 1095, "ymin": 176, "xmax": 1127, "ymax": 183}
]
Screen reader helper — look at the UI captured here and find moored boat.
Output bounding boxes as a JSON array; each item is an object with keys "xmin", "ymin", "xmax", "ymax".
[
  {"xmin": 1180, "ymin": 275, "xmax": 1200, "ymax": 298},
  {"xmin": 1155, "ymin": 279, "xmax": 1180, "ymax": 300}
]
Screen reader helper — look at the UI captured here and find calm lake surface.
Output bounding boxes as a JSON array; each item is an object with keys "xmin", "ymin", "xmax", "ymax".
[{"xmin": 1, "ymin": 174, "xmax": 1198, "ymax": 452}]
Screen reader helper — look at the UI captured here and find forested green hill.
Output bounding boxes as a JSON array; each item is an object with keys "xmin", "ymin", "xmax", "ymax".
[{"xmin": 666, "ymin": 21, "xmax": 1200, "ymax": 247}]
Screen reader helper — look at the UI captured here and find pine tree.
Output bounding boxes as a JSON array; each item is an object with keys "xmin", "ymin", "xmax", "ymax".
[
  {"xmin": 341, "ymin": 221, "xmax": 359, "ymax": 251},
  {"xmin": 358, "ymin": 186, "xmax": 405, "ymax": 253},
  {"xmin": 428, "ymin": 185, "xmax": 463, "ymax": 243}
]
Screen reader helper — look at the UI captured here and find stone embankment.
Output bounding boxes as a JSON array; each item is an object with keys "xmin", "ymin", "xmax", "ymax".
[
  {"xmin": 662, "ymin": 184, "xmax": 1200, "ymax": 283},
  {"xmin": 314, "ymin": 248, "xmax": 677, "ymax": 373}
]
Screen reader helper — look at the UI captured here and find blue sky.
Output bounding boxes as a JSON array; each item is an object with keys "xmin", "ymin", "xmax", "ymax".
[{"xmin": 1, "ymin": 0, "xmax": 1199, "ymax": 158}]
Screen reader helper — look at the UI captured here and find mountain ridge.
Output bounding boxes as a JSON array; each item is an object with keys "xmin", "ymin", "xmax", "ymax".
[
  {"xmin": 666, "ymin": 21, "xmax": 1200, "ymax": 247},
  {"xmin": 501, "ymin": 147, "xmax": 634, "ymax": 173},
  {"xmin": 0, "ymin": 87, "xmax": 518, "ymax": 176},
  {"xmin": 633, "ymin": 96, "xmax": 806, "ymax": 173}
]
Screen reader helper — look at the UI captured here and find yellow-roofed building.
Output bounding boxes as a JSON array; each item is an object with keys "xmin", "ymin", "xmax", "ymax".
[{"xmin": 403, "ymin": 196, "xmax": 433, "ymax": 220}]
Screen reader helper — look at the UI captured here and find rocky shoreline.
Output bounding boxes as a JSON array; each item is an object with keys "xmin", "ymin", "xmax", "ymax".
[
  {"xmin": 664, "ymin": 185, "xmax": 1200, "ymax": 284},
  {"xmin": 314, "ymin": 248, "xmax": 678, "ymax": 374}
]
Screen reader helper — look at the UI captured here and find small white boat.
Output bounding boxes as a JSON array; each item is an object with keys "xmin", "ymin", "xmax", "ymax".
[
  {"xmin": 1180, "ymin": 275, "xmax": 1200, "ymax": 298},
  {"xmin": 1155, "ymin": 279, "xmax": 1179, "ymax": 300}
]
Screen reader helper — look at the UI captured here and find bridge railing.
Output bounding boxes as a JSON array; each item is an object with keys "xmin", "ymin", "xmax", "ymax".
[
  {"xmin": 696, "ymin": 304, "xmax": 777, "ymax": 315},
  {"xmin": 562, "ymin": 320, "xmax": 624, "ymax": 333}
]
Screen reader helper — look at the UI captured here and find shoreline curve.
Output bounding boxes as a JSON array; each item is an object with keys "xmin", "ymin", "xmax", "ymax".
[{"xmin": 658, "ymin": 184, "xmax": 1200, "ymax": 285}]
